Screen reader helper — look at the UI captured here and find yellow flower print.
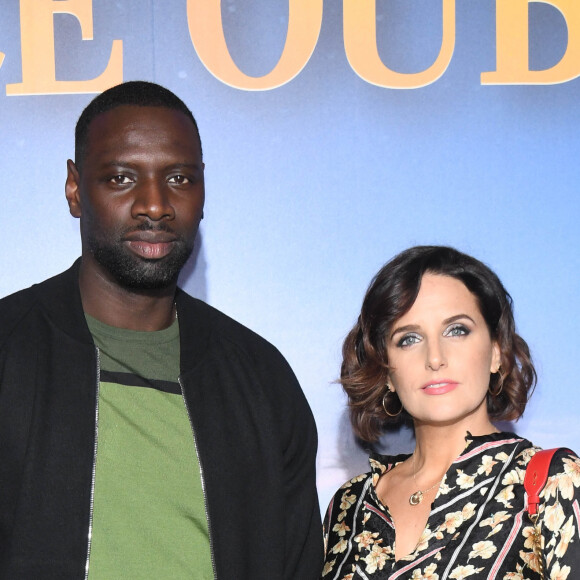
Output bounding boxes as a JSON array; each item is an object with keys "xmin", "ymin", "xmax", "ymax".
[
  {"xmin": 556, "ymin": 474, "xmax": 574, "ymax": 501},
  {"xmin": 486, "ymin": 524, "xmax": 504, "ymax": 538},
  {"xmin": 340, "ymin": 491, "xmax": 357, "ymax": 511},
  {"xmin": 544, "ymin": 501, "xmax": 566, "ymax": 532},
  {"xmin": 354, "ymin": 530, "xmax": 377, "ymax": 550},
  {"xmin": 462, "ymin": 502, "xmax": 477, "ymax": 520},
  {"xmin": 362, "ymin": 512, "xmax": 371, "ymax": 525},
  {"xmin": 543, "ymin": 476, "xmax": 560, "ymax": 501},
  {"xmin": 363, "ymin": 543, "xmax": 390, "ymax": 573},
  {"xmin": 480, "ymin": 510, "xmax": 510, "ymax": 530},
  {"xmin": 520, "ymin": 549, "xmax": 542, "ymax": 573},
  {"xmin": 518, "ymin": 447, "xmax": 537, "ymax": 463},
  {"xmin": 332, "ymin": 538, "xmax": 348, "ymax": 554},
  {"xmin": 555, "ymin": 515, "xmax": 575, "ymax": 558},
  {"xmin": 502, "ymin": 563, "xmax": 524, "ymax": 579},
  {"xmin": 468, "ymin": 540, "xmax": 497, "ymax": 559},
  {"xmin": 322, "ymin": 558, "xmax": 336, "ymax": 576},
  {"xmin": 550, "ymin": 561, "xmax": 571, "ymax": 580},
  {"xmin": 456, "ymin": 470, "xmax": 476, "ymax": 489},
  {"xmin": 438, "ymin": 481, "xmax": 453, "ymax": 496},
  {"xmin": 369, "ymin": 457, "xmax": 387, "ymax": 473},
  {"xmin": 495, "ymin": 485, "xmax": 515, "ymax": 508},
  {"xmin": 563, "ymin": 456, "xmax": 580, "ymax": 486},
  {"xmin": 502, "ymin": 469, "xmax": 522, "ymax": 486},
  {"xmin": 411, "ymin": 562, "xmax": 439, "ymax": 579},
  {"xmin": 439, "ymin": 511, "xmax": 464, "ymax": 534},
  {"xmin": 449, "ymin": 564, "xmax": 484, "ymax": 578},
  {"xmin": 522, "ymin": 525, "xmax": 537, "ymax": 550},
  {"xmin": 333, "ymin": 520, "xmax": 351, "ymax": 537},
  {"xmin": 415, "ymin": 528, "xmax": 434, "ymax": 553},
  {"xmin": 340, "ymin": 480, "xmax": 353, "ymax": 490},
  {"xmin": 478, "ymin": 455, "xmax": 498, "ymax": 476},
  {"xmin": 495, "ymin": 451, "xmax": 509, "ymax": 462},
  {"xmin": 341, "ymin": 574, "xmax": 354, "ymax": 580}
]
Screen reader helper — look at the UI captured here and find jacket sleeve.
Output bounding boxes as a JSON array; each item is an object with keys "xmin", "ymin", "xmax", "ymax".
[
  {"xmin": 278, "ymin": 365, "xmax": 324, "ymax": 580},
  {"xmin": 540, "ymin": 449, "xmax": 580, "ymax": 577}
]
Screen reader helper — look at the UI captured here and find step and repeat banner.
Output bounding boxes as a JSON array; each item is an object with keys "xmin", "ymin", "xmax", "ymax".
[{"xmin": 1, "ymin": 0, "xmax": 579, "ymax": 509}]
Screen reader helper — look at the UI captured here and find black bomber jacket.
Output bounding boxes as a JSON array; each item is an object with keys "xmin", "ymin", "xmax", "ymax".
[{"xmin": 0, "ymin": 260, "xmax": 323, "ymax": 579}]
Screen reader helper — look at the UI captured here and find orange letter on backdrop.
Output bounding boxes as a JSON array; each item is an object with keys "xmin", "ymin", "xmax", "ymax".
[
  {"xmin": 343, "ymin": 0, "xmax": 456, "ymax": 89},
  {"xmin": 482, "ymin": 0, "xmax": 580, "ymax": 84},
  {"xmin": 6, "ymin": 0, "xmax": 122, "ymax": 96},
  {"xmin": 187, "ymin": 0, "xmax": 322, "ymax": 90}
]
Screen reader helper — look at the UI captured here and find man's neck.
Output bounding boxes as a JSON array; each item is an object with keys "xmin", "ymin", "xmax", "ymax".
[{"xmin": 78, "ymin": 260, "xmax": 177, "ymax": 332}]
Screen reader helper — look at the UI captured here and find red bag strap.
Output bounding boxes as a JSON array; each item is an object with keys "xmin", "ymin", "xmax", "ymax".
[{"xmin": 524, "ymin": 448, "xmax": 569, "ymax": 517}]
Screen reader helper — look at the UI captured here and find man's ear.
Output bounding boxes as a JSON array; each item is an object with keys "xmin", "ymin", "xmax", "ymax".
[{"xmin": 65, "ymin": 159, "xmax": 82, "ymax": 218}]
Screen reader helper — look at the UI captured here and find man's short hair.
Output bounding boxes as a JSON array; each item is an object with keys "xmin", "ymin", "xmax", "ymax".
[{"xmin": 74, "ymin": 80, "xmax": 202, "ymax": 171}]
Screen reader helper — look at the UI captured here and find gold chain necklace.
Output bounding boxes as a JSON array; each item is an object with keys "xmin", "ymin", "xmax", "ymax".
[{"xmin": 409, "ymin": 453, "xmax": 444, "ymax": 506}]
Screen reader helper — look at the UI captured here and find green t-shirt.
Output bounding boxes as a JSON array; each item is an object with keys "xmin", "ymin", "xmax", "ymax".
[{"xmin": 85, "ymin": 314, "xmax": 213, "ymax": 579}]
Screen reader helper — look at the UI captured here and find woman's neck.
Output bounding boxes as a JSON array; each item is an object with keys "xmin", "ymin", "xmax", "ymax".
[{"xmin": 411, "ymin": 419, "xmax": 498, "ymax": 479}]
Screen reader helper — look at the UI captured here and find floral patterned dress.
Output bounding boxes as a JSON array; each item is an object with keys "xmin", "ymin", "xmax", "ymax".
[{"xmin": 322, "ymin": 432, "xmax": 580, "ymax": 579}]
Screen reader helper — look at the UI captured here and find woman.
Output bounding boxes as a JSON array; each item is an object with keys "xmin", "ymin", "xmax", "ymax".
[{"xmin": 322, "ymin": 246, "xmax": 579, "ymax": 579}]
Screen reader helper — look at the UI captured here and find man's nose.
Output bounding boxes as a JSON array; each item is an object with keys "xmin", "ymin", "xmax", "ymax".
[{"xmin": 131, "ymin": 179, "xmax": 175, "ymax": 221}]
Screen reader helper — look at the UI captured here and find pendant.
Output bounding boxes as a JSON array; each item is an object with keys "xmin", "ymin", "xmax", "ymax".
[{"xmin": 409, "ymin": 491, "xmax": 424, "ymax": 506}]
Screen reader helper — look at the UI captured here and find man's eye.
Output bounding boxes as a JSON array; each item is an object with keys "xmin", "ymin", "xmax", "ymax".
[
  {"xmin": 397, "ymin": 334, "xmax": 421, "ymax": 348},
  {"xmin": 168, "ymin": 175, "xmax": 190, "ymax": 185},
  {"xmin": 110, "ymin": 175, "xmax": 132, "ymax": 185}
]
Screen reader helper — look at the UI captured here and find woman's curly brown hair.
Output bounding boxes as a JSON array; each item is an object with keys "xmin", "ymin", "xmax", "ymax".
[{"xmin": 341, "ymin": 246, "xmax": 536, "ymax": 442}]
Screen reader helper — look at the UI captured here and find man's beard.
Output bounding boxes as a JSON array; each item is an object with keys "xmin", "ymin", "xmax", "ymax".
[{"xmin": 87, "ymin": 225, "xmax": 194, "ymax": 291}]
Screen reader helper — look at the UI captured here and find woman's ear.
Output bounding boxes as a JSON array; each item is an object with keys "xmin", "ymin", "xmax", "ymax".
[{"xmin": 490, "ymin": 342, "xmax": 501, "ymax": 374}]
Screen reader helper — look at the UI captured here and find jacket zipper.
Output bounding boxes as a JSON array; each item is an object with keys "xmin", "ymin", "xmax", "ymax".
[
  {"xmin": 84, "ymin": 347, "xmax": 101, "ymax": 580},
  {"xmin": 178, "ymin": 376, "xmax": 218, "ymax": 580}
]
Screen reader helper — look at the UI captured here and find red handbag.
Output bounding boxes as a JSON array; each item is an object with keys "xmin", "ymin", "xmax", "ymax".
[{"xmin": 523, "ymin": 448, "xmax": 571, "ymax": 579}]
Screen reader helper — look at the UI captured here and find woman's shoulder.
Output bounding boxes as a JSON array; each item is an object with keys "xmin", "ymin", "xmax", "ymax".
[
  {"xmin": 328, "ymin": 470, "xmax": 374, "ymax": 504},
  {"xmin": 514, "ymin": 445, "xmax": 580, "ymax": 505},
  {"xmin": 519, "ymin": 445, "xmax": 578, "ymax": 471},
  {"xmin": 531, "ymin": 446, "xmax": 580, "ymax": 485}
]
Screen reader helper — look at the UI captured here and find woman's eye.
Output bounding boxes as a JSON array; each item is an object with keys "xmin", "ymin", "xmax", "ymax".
[
  {"xmin": 445, "ymin": 324, "xmax": 470, "ymax": 337},
  {"xmin": 397, "ymin": 333, "xmax": 421, "ymax": 347}
]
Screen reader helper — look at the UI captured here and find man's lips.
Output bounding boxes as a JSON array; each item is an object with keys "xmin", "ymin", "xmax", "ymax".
[
  {"xmin": 123, "ymin": 232, "xmax": 178, "ymax": 259},
  {"xmin": 421, "ymin": 380, "xmax": 459, "ymax": 395}
]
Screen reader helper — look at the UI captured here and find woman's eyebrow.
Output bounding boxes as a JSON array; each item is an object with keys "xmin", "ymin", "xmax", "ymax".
[
  {"xmin": 443, "ymin": 314, "xmax": 476, "ymax": 325},
  {"xmin": 389, "ymin": 324, "xmax": 420, "ymax": 340}
]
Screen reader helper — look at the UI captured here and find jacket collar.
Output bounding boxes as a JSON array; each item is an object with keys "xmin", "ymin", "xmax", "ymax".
[
  {"xmin": 32, "ymin": 258, "xmax": 214, "ymax": 371},
  {"xmin": 33, "ymin": 258, "xmax": 94, "ymax": 345}
]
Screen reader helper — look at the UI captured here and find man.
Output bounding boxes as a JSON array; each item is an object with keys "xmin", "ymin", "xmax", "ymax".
[{"xmin": 0, "ymin": 81, "xmax": 322, "ymax": 579}]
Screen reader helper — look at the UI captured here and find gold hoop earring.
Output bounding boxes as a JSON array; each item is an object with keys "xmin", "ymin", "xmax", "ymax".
[
  {"xmin": 382, "ymin": 388, "xmax": 403, "ymax": 418},
  {"xmin": 489, "ymin": 366, "xmax": 503, "ymax": 397}
]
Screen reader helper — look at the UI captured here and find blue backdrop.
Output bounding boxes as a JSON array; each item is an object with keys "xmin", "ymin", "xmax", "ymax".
[{"xmin": 1, "ymin": 0, "xmax": 579, "ymax": 510}]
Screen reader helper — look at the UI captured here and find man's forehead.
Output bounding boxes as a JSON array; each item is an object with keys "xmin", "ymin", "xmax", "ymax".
[
  {"xmin": 87, "ymin": 105, "xmax": 193, "ymax": 132},
  {"xmin": 84, "ymin": 105, "xmax": 201, "ymax": 151}
]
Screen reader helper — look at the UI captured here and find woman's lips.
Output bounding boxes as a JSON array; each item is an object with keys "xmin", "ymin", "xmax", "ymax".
[{"xmin": 421, "ymin": 380, "xmax": 459, "ymax": 395}]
